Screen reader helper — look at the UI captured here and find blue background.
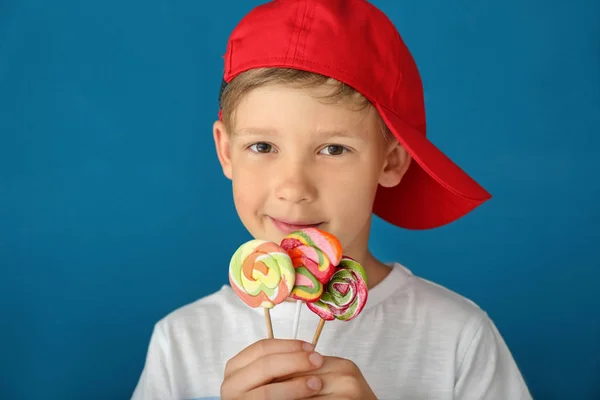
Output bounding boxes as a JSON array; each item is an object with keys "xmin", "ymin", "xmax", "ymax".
[{"xmin": 1, "ymin": 0, "xmax": 599, "ymax": 399}]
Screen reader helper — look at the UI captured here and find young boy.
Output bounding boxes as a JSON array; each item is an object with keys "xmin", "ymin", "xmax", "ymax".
[{"xmin": 132, "ymin": 0, "xmax": 532, "ymax": 399}]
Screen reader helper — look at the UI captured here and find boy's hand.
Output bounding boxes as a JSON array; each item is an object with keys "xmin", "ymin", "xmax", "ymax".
[
  {"xmin": 220, "ymin": 338, "xmax": 325, "ymax": 400},
  {"xmin": 283, "ymin": 356, "xmax": 378, "ymax": 400}
]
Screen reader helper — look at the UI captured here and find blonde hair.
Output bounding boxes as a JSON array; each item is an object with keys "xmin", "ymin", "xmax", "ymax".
[{"xmin": 219, "ymin": 68, "xmax": 391, "ymax": 139}]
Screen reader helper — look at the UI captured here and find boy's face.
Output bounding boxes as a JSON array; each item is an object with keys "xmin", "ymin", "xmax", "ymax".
[{"xmin": 213, "ymin": 84, "xmax": 410, "ymax": 259}]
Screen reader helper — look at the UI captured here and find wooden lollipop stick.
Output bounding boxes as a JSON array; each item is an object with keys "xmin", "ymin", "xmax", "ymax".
[
  {"xmin": 291, "ymin": 300, "xmax": 302, "ymax": 339},
  {"xmin": 264, "ymin": 308, "xmax": 274, "ymax": 338},
  {"xmin": 311, "ymin": 319, "xmax": 326, "ymax": 346}
]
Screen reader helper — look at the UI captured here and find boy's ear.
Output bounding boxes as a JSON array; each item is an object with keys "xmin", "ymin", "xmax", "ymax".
[
  {"xmin": 213, "ymin": 120, "xmax": 233, "ymax": 180},
  {"xmin": 379, "ymin": 141, "xmax": 412, "ymax": 188}
]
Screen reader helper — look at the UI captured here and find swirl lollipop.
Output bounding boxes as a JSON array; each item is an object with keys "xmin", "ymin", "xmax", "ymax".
[
  {"xmin": 306, "ymin": 256, "xmax": 368, "ymax": 346},
  {"xmin": 229, "ymin": 239, "xmax": 295, "ymax": 338},
  {"xmin": 280, "ymin": 228, "xmax": 342, "ymax": 339},
  {"xmin": 281, "ymin": 228, "xmax": 342, "ymax": 301}
]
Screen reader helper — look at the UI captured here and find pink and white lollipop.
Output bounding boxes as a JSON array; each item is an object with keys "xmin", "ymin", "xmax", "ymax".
[{"xmin": 306, "ymin": 256, "xmax": 369, "ymax": 345}]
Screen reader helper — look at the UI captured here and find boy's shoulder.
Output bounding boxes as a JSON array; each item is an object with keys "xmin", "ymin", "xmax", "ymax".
[
  {"xmin": 409, "ymin": 265, "xmax": 485, "ymax": 314},
  {"xmin": 402, "ymin": 263, "xmax": 494, "ymax": 340},
  {"xmin": 368, "ymin": 262, "xmax": 489, "ymax": 326},
  {"xmin": 153, "ymin": 284, "xmax": 243, "ymax": 333}
]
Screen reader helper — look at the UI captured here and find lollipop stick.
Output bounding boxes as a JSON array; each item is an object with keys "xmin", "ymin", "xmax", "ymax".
[
  {"xmin": 291, "ymin": 300, "xmax": 302, "ymax": 339},
  {"xmin": 311, "ymin": 318, "xmax": 326, "ymax": 346},
  {"xmin": 264, "ymin": 308, "xmax": 274, "ymax": 338}
]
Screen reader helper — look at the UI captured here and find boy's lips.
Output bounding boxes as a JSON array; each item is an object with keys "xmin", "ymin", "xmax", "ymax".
[{"xmin": 269, "ymin": 216, "xmax": 324, "ymax": 234}]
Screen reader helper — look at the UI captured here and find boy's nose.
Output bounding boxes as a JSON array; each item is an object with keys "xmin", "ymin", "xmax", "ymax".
[{"xmin": 274, "ymin": 162, "xmax": 317, "ymax": 204}]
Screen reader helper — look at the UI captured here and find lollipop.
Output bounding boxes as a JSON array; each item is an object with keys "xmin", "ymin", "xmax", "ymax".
[
  {"xmin": 306, "ymin": 256, "xmax": 369, "ymax": 346},
  {"xmin": 280, "ymin": 227, "xmax": 342, "ymax": 339},
  {"xmin": 229, "ymin": 239, "xmax": 295, "ymax": 338},
  {"xmin": 281, "ymin": 228, "xmax": 342, "ymax": 301}
]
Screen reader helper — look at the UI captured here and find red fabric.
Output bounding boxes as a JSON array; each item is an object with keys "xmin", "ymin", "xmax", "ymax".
[{"xmin": 220, "ymin": 0, "xmax": 491, "ymax": 229}]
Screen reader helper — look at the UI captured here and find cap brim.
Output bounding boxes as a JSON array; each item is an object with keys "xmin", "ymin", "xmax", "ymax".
[{"xmin": 372, "ymin": 103, "xmax": 492, "ymax": 229}]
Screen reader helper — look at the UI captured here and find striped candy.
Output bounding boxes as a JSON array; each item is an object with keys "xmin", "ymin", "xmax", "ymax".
[
  {"xmin": 306, "ymin": 257, "xmax": 368, "ymax": 321},
  {"xmin": 280, "ymin": 228, "xmax": 342, "ymax": 302},
  {"xmin": 229, "ymin": 240, "xmax": 295, "ymax": 309}
]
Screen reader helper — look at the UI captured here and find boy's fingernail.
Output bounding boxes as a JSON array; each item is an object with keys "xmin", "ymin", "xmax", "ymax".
[
  {"xmin": 307, "ymin": 376, "xmax": 321, "ymax": 391},
  {"xmin": 302, "ymin": 342, "xmax": 314, "ymax": 352},
  {"xmin": 309, "ymin": 352, "xmax": 323, "ymax": 366}
]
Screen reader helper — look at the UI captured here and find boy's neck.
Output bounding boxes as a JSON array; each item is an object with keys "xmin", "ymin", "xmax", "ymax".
[{"xmin": 359, "ymin": 250, "xmax": 393, "ymax": 289}]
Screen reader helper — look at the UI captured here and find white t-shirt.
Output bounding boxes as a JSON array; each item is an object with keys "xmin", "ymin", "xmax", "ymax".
[{"xmin": 131, "ymin": 263, "xmax": 532, "ymax": 400}]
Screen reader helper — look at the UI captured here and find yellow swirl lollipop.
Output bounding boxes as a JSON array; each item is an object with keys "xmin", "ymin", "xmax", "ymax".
[{"xmin": 229, "ymin": 239, "xmax": 295, "ymax": 337}]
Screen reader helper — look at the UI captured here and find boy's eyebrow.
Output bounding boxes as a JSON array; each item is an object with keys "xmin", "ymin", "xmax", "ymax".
[
  {"xmin": 233, "ymin": 127, "xmax": 363, "ymax": 139},
  {"xmin": 317, "ymin": 129, "xmax": 362, "ymax": 139},
  {"xmin": 233, "ymin": 127, "xmax": 279, "ymax": 136}
]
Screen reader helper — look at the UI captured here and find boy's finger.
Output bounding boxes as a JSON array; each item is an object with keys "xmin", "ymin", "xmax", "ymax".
[
  {"xmin": 224, "ymin": 338, "xmax": 314, "ymax": 377},
  {"xmin": 244, "ymin": 375, "xmax": 322, "ymax": 400},
  {"xmin": 294, "ymin": 371, "xmax": 364, "ymax": 398},
  {"xmin": 222, "ymin": 350, "xmax": 323, "ymax": 395},
  {"xmin": 304, "ymin": 372, "xmax": 340, "ymax": 396},
  {"xmin": 272, "ymin": 355, "xmax": 343, "ymax": 381}
]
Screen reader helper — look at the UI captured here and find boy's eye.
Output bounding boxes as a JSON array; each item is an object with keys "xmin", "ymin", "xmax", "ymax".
[
  {"xmin": 320, "ymin": 145, "xmax": 347, "ymax": 156},
  {"xmin": 249, "ymin": 142, "xmax": 274, "ymax": 153}
]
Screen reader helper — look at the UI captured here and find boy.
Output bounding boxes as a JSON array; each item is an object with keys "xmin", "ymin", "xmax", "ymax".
[{"xmin": 132, "ymin": 0, "xmax": 532, "ymax": 399}]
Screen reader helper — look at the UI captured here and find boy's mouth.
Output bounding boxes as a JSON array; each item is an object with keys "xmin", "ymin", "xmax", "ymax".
[{"xmin": 268, "ymin": 216, "xmax": 324, "ymax": 235}]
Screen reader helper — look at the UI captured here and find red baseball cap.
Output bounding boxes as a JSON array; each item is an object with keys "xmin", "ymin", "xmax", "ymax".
[{"xmin": 218, "ymin": 0, "xmax": 492, "ymax": 229}]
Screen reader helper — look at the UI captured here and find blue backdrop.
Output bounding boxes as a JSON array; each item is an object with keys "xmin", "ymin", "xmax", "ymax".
[{"xmin": 1, "ymin": 0, "xmax": 599, "ymax": 399}]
